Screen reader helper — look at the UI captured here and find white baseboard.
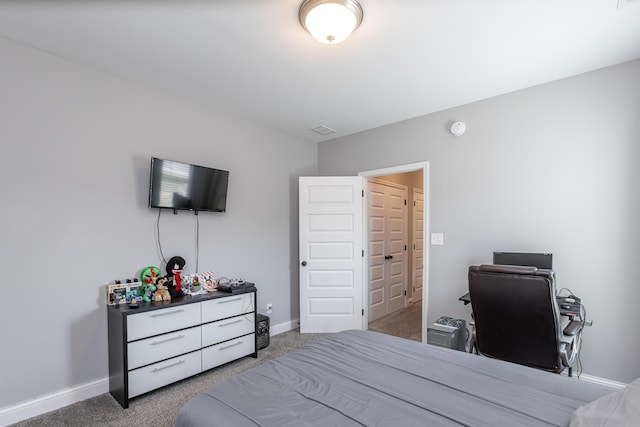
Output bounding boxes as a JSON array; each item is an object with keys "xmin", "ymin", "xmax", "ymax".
[
  {"xmin": 579, "ymin": 373, "xmax": 627, "ymax": 390},
  {"xmin": 0, "ymin": 378, "xmax": 108, "ymax": 426},
  {"xmin": 270, "ymin": 318, "xmax": 299, "ymax": 336}
]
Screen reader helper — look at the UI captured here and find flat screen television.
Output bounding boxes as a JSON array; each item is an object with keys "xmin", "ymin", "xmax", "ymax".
[
  {"xmin": 148, "ymin": 157, "xmax": 229, "ymax": 213},
  {"xmin": 493, "ymin": 252, "xmax": 553, "ymax": 270}
]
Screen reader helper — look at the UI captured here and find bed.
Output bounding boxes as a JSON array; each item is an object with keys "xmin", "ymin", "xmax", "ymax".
[{"xmin": 175, "ymin": 330, "xmax": 622, "ymax": 426}]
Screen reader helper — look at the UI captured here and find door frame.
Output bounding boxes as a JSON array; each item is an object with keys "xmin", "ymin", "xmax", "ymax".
[
  {"xmin": 411, "ymin": 188, "xmax": 424, "ymax": 303},
  {"xmin": 359, "ymin": 161, "xmax": 430, "ymax": 343}
]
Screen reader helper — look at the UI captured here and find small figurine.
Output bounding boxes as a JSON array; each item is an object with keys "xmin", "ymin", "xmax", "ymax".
[{"xmin": 191, "ymin": 275, "xmax": 201, "ymax": 293}]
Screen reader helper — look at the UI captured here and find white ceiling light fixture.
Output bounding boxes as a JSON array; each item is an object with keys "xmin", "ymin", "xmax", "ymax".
[{"xmin": 299, "ymin": 0, "xmax": 364, "ymax": 44}]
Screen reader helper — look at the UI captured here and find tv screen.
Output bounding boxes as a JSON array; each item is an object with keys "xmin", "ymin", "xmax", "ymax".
[
  {"xmin": 148, "ymin": 157, "xmax": 229, "ymax": 213},
  {"xmin": 493, "ymin": 252, "xmax": 553, "ymax": 270}
]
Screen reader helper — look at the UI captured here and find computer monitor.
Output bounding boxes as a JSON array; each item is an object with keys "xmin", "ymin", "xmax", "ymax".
[{"xmin": 493, "ymin": 252, "xmax": 553, "ymax": 270}]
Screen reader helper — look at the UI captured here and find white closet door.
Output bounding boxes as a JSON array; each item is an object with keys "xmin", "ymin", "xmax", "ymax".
[{"xmin": 367, "ymin": 180, "xmax": 408, "ymax": 322}]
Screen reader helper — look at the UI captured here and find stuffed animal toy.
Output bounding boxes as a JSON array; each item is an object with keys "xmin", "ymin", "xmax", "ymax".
[
  {"xmin": 142, "ymin": 282, "xmax": 156, "ymax": 303},
  {"xmin": 154, "ymin": 276, "xmax": 171, "ymax": 302},
  {"xmin": 140, "ymin": 266, "xmax": 162, "ymax": 303},
  {"xmin": 166, "ymin": 256, "xmax": 186, "ymax": 298},
  {"xmin": 140, "ymin": 266, "xmax": 162, "ymax": 285}
]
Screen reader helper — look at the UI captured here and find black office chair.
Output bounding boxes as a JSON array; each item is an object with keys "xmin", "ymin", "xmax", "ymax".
[{"xmin": 468, "ymin": 264, "xmax": 582, "ymax": 376}]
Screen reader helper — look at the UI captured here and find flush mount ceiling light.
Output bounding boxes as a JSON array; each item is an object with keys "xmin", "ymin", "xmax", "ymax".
[{"xmin": 299, "ymin": 0, "xmax": 364, "ymax": 44}]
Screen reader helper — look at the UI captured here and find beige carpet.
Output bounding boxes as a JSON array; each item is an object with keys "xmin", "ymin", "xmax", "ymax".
[
  {"xmin": 13, "ymin": 304, "xmax": 422, "ymax": 427},
  {"xmin": 11, "ymin": 330, "xmax": 327, "ymax": 427},
  {"xmin": 368, "ymin": 300, "xmax": 422, "ymax": 342}
]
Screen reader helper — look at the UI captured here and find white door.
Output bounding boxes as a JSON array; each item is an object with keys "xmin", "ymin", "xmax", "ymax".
[
  {"xmin": 412, "ymin": 189, "xmax": 424, "ymax": 302},
  {"xmin": 299, "ymin": 176, "xmax": 365, "ymax": 333},
  {"xmin": 367, "ymin": 180, "xmax": 408, "ymax": 322}
]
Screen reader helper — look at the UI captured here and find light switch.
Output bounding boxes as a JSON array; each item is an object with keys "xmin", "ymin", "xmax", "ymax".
[{"xmin": 431, "ymin": 233, "xmax": 444, "ymax": 246}]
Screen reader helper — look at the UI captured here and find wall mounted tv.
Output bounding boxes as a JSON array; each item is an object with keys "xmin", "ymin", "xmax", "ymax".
[
  {"xmin": 493, "ymin": 252, "xmax": 553, "ymax": 270},
  {"xmin": 148, "ymin": 157, "xmax": 229, "ymax": 213}
]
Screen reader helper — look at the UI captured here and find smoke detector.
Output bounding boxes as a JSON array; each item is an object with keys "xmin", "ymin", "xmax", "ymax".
[{"xmin": 450, "ymin": 122, "xmax": 466, "ymax": 136}]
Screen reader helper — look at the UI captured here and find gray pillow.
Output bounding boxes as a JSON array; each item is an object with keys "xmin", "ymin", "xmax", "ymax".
[{"xmin": 569, "ymin": 378, "xmax": 640, "ymax": 426}]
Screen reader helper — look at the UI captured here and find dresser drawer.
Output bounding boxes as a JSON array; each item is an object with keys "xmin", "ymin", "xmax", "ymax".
[
  {"xmin": 128, "ymin": 350, "xmax": 201, "ymax": 398},
  {"xmin": 202, "ymin": 333, "xmax": 255, "ymax": 371},
  {"xmin": 128, "ymin": 325, "xmax": 202, "ymax": 370},
  {"xmin": 202, "ymin": 313, "xmax": 254, "ymax": 347},
  {"xmin": 201, "ymin": 293, "xmax": 254, "ymax": 323},
  {"xmin": 127, "ymin": 303, "xmax": 201, "ymax": 342}
]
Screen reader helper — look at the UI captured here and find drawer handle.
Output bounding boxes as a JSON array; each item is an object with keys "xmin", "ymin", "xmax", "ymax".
[
  {"xmin": 219, "ymin": 319, "xmax": 243, "ymax": 327},
  {"xmin": 149, "ymin": 309, "xmax": 185, "ymax": 318},
  {"xmin": 150, "ymin": 334, "xmax": 185, "ymax": 346},
  {"xmin": 220, "ymin": 340, "xmax": 243, "ymax": 350},
  {"xmin": 218, "ymin": 297, "xmax": 242, "ymax": 304},
  {"xmin": 151, "ymin": 359, "xmax": 185, "ymax": 373}
]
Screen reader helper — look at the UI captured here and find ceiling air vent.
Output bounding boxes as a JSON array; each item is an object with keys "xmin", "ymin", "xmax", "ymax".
[{"xmin": 310, "ymin": 125, "xmax": 336, "ymax": 136}]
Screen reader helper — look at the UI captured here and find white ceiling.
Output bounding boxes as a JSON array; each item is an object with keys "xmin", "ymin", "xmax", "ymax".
[{"xmin": 1, "ymin": 0, "xmax": 639, "ymax": 143}]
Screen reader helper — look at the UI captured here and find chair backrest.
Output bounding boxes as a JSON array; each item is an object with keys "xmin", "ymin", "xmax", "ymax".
[{"xmin": 468, "ymin": 264, "xmax": 563, "ymax": 373}]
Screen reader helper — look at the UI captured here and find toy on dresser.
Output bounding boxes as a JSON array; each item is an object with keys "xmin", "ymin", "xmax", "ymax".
[
  {"xmin": 191, "ymin": 275, "xmax": 202, "ymax": 293},
  {"xmin": 140, "ymin": 266, "xmax": 162, "ymax": 303},
  {"xmin": 141, "ymin": 282, "xmax": 155, "ymax": 303},
  {"xmin": 166, "ymin": 256, "xmax": 186, "ymax": 298},
  {"xmin": 154, "ymin": 276, "xmax": 171, "ymax": 302},
  {"xmin": 107, "ymin": 278, "xmax": 144, "ymax": 306}
]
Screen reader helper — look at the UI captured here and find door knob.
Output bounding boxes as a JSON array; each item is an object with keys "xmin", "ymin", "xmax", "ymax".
[{"xmin": 301, "ymin": 261, "xmax": 307, "ymax": 266}]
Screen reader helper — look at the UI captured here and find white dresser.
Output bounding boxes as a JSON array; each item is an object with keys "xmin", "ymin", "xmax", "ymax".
[{"xmin": 107, "ymin": 288, "xmax": 256, "ymax": 408}]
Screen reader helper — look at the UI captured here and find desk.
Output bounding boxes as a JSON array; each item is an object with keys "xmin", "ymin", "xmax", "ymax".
[
  {"xmin": 458, "ymin": 292, "xmax": 581, "ymax": 317},
  {"xmin": 458, "ymin": 292, "xmax": 471, "ymax": 305}
]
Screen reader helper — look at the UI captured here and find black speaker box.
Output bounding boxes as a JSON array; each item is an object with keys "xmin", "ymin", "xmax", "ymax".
[{"xmin": 256, "ymin": 314, "xmax": 270, "ymax": 350}]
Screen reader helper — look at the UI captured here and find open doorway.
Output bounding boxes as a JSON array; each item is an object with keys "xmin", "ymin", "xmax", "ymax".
[{"xmin": 359, "ymin": 162, "xmax": 429, "ymax": 343}]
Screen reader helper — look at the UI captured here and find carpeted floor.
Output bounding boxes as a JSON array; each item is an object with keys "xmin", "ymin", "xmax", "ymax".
[
  {"xmin": 10, "ymin": 330, "xmax": 328, "ymax": 427},
  {"xmin": 12, "ymin": 303, "xmax": 421, "ymax": 427},
  {"xmin": 368, "ymin": 300, "xmax": 422, "ymax": 342}
]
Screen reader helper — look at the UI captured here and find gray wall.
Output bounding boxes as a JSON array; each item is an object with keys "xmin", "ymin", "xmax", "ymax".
[
  {"xmin": 0, "ymin": 37, "xmax": 316, "ymax": 408},
  {"xmin": 319, "ymin": 59, "xmax": 640, "ymax": 383}
]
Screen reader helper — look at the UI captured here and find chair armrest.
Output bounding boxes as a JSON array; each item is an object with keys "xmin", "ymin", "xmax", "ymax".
[{"xmin": 563, "ymin": 320, "xmax": 582, "ymax": 336}]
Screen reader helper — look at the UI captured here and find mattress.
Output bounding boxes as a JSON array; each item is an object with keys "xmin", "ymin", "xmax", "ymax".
[{"xmin": 175, "ymin": 330, "xmax": 614, "ymax": 426}]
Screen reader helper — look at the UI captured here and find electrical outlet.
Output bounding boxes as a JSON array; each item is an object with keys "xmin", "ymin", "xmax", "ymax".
[{"xmin": 266, "ymin": 303, "xmax": 273, "ymax": 314}]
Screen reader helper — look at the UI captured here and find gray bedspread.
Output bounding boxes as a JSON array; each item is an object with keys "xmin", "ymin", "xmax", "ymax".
[{"xmin": 175, "ymin": 330, "xmax": 614, "ymax": 426}]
